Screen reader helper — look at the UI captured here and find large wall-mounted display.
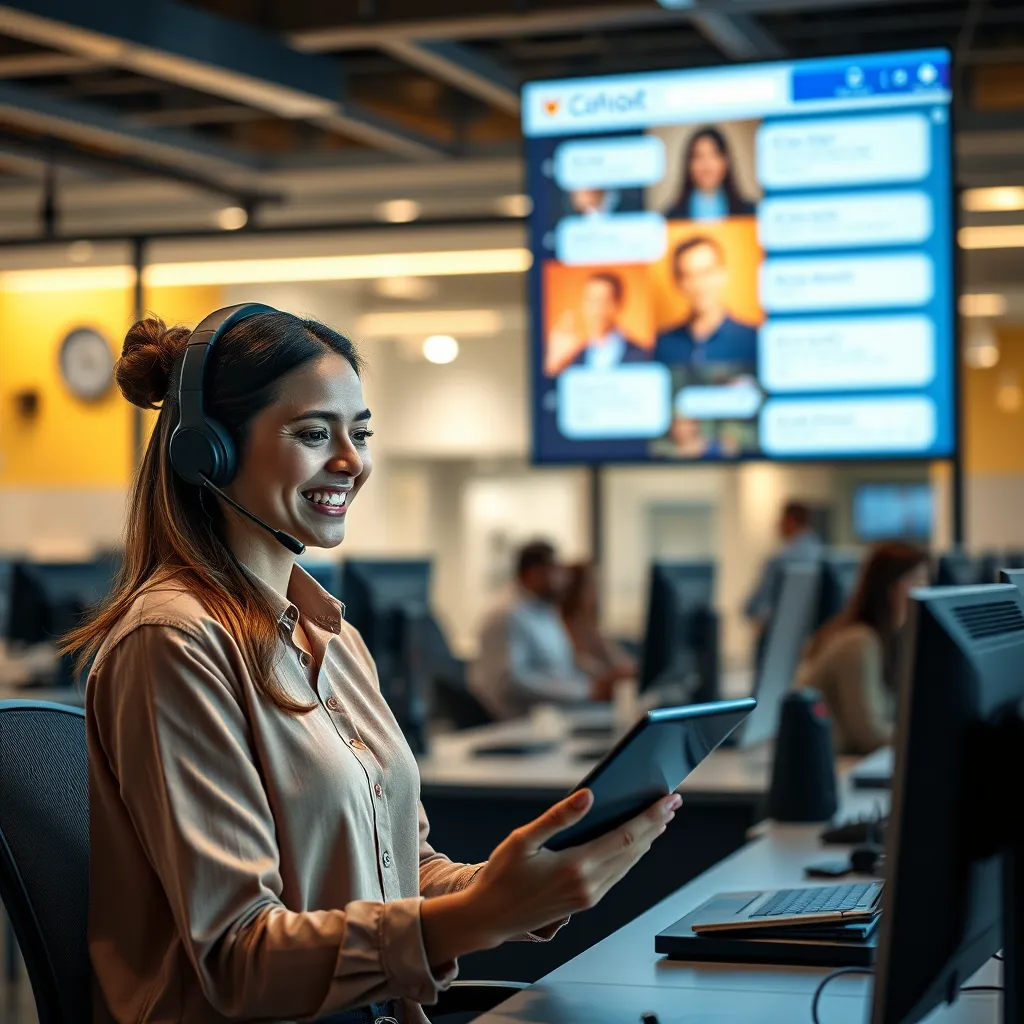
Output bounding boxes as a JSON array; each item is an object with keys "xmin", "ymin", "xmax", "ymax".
[{"xmin": 523, "ymin": 48, "xmax": 954, "ymax": 464}]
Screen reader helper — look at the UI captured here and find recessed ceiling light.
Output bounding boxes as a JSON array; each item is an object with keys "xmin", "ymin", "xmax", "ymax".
[
  {"xmin": 959, "ymin": 225, "xmax": 1024, "ymax": 249},
  {"xmin": 496, "ymin": 194, "xmax": 533, "ymax": 218},
  {"xmin": 962, "ymin": 187, "xmax": 1024, "ymax": 212},
  {"xmin": 423, "ymin": 335, "xmax": 459, "ymax": 364},
  {"xmin": 377, "ymin": 199, "xmax": 420, "ymax": 223},
  {"xmin": 959, "ymin": 293, "xmax": 1007, "ymax": 317},
  {"xmin": 67, "ymin": 240, "xmax": 94, "ymax": 263},
  {"xmin": 374, "ymin": 276, "xmax": 435, "ymax": 300},
  {"xmin": 216, "ymin": 206, "xmax": 248, "ymax": 230}
]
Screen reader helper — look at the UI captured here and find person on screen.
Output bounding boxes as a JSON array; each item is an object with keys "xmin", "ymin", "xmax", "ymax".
[
  {"xmin": 470, "ymin": 541, "xmax": 628, "ymax": 720},
  {"xmin": 796, "ymin": 542, "xmax": 928, "ymax": 756},
  {"xmin": 664, "ymin": 126, "xmax": 756, "ymax": 221},
  {"xmin": 567, "ymin": 187, "xmax": 616, "ymax": 216},
  {"xmin": 567, "ymin": 272, "xmax": 648, "ymax": 370},
  {"xmin": 654, "ymin": 237, "xmax": 758, "ymax": 368}
]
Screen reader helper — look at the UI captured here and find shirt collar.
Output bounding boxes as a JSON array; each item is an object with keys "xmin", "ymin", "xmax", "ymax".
[{"xmin": 249, "ymin": 564, "xmax": 345, "ymax": 635}]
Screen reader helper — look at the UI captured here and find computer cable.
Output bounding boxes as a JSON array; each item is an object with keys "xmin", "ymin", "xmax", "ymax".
[
  {"xmin": 811, "ymin": 967, "xmax": 875, "ymax": 1024},
  {"xmin": 811, "ymin": 967, "xmax": 1004, "ymax": 1021}
]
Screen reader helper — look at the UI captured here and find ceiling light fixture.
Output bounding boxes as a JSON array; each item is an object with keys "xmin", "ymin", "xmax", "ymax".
[
  {"xmin": 377, "ymin": 199, "xmax": 420, "ymax": 223},
  {"xmin": 422, "ymin": 335, "xmax": 459, "ymax": 364},
  {"xmin": 958, "ymin": 225, "xmax": 1024, "ymax": 249},
  {"xmin": 356, "ymin": 309, "xmax": 502, "ymax": 338},
  {"xmin": 0, "ymin": 248, "xmax": 532, "ymax": 292},
  {"xmin": 962, "ymin": 187, "xmax": 1024, "ymax": 213},
  {"xmin": 496, "ymin": 194, "xmax": 533, "ymax": 218},
  {"xmin": 216, "ymin": 206, "xmax": 248, "ymax": 230},
  {"xmin": 959, "ymin": 293, "xmax": 1007, "ymax": 318}
]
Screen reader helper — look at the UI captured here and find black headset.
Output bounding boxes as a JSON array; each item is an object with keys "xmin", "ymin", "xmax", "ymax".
[{"xmin": 168, "ymin": 302, "xmax": 277, "ymax": 487}]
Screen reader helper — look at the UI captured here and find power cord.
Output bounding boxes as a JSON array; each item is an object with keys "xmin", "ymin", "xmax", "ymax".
[
  {"xmin": 811, "ymin": 968, "xmax": 875, "ymax": 1024},
  {"xmin": 811, "ymin": 968, "xmax": 1004, "ymax": 1021}
]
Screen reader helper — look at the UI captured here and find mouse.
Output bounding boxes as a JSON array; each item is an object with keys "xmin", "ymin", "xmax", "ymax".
[{"xmin": 850, "ymin": 843, "xmax": 885, "ymax": 876}]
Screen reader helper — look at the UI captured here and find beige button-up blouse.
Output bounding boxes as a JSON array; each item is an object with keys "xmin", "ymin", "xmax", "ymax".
[{"xmin": 87, "ymin": 566, "xmax": 503, "ymax": 1023}]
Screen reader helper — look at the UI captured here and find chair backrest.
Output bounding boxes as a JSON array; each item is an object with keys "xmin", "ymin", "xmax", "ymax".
[{"xmin": 0, "ymin": 700, "xmax": 91, "ymax": 1024}]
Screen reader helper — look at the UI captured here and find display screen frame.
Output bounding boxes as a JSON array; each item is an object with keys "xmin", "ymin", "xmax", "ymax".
[{"xmin": 522, "ymin": 47, "xmax": 959, "ymax": 468}]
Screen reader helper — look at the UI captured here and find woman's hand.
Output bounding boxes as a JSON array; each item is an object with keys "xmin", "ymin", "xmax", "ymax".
[{"xmin": 435, "ymin": 789, "xmax": 680, "ymax": 958}]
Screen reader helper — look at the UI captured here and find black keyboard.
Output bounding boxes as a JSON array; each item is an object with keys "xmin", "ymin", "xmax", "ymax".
[{"xmin": 751, "ymin": 882, "xmax": 882, "ymax": 919}]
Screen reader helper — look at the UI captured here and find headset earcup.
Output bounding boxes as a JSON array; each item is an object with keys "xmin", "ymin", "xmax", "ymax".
[{"xmin": 205, "ymin": 418, "xmax": 236, "ymax": 486}]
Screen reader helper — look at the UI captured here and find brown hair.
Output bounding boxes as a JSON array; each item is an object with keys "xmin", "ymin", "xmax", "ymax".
[
  {"xmin": 805, "ymin": 540, "xmax": 928, "ymax": 690},
  {"xmin": 561, "ymin": 561, "xmax": 598, "ymax": 625},
  {"xmin": 61, "ymin": 309, "xmax": 362, "ymax": 713}
]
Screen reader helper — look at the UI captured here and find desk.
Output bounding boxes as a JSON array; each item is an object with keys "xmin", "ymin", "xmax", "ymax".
[
  {"xmin": 473, "ymin": 782, "xmax": 1000, "ymax": 1024},
  {"xmin": 419, "ymin": 708, "xmax": 857, "ymax": 983}
]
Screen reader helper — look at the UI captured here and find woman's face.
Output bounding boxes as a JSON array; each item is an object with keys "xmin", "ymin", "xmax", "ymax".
[
  {"xmin": 689, "ymin": 135, "xmax": 728, "ymax": 193},
  {"xmin": 226, "ymin": 352, "xmax": 373, "ymax": 551},
  {"xmin": 891, "ymin": 563, "xmax": 929, "ymax": 630}
]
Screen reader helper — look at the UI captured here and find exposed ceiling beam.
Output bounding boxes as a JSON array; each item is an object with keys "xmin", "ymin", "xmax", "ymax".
[
  {"xmin": 689, "ymin": 4, "xmax": 786, "ymax": 61},
  {"xmin": 0, "ymin": 125, "xmax": 280, "ymax": 203},
  {"xmin": 0, "ymin": 0, "xmax": 446, "ymax": 159},
  {"xmin": 290, "ymin": 0, "xmax": 934, "ymax": 50},
  {"xmin": 290, "ymin": 5, "xmax": 697, "ymax": 50},
  {"xmin": 0, "ymin": 81, "xmax": 266, "ymax": 189},
  {"xmin": 0, "ymin": 51, "xmax": 95, "ymax": 78},
  {"xmin": 379, "ymin": 40, "xmax": 520, "ymax": 115},
  {"xmin": 127, "ymin": 104, "xmax": 267, "ymax": 128}
]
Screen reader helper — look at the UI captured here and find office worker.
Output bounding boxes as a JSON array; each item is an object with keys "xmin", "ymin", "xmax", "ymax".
[
  {"xmin": 471, "ymin": 541, "xmax": 626, "ymax": 720},
  {"xmin": 796, "ymin": 541, "xmax": 928, "ymax": 756},
  {"xmin": 653, "ymin": 237, "xmax": 758, "ymax": 368},
  {"xmin": 743, "ymin": 500, "xmax": 824, "ymax": 636},
  {"xmin": 664, "ymin": 126, "xmax": 756, "ymax": 222},
  {"xmin": 560, "ymin": 561, "xmax": 637, "ymax": 682},
  {"xmin": 567, "ymin": 272, "xmax": 649, "ymax": 370},
  {"xmin": 64, "ymin": 308, "xmax": 680, "ymax": 1024}
]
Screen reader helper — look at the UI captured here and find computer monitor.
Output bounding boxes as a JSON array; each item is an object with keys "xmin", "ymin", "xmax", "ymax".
[
  {"xmin": 999, "ymin": 568, "xmax": 1024, "ymax": 593},
  {"xmin": 814, "ymin": 552, "xmax": 861, "ymax": 628},
  {"xmin": 6, "ymin": 555, "xmax": 121, "ymax": 687},
  {"xmin": 639, "ymin": 561, "xmax": 718, "ymax": 703},
  {"xmin": 734, "ymin": 562, "xmax": 820, "ymax": 748},
  {"xmin": 935, "ymin": 551, "xmax": 984, "ymax": 587},
  {"xmin": 339, "ymin": 560, "xmax": 433, "ymax": 753},
  {"xmin": 871, "ymin": 583, "xmax": 1024, "ymax": 1023}
]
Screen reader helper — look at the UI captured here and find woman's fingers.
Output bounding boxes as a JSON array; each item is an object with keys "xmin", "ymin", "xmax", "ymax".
[{"xmin": 575, "ymin": 794, "xmax": 680, "ymax": 865}]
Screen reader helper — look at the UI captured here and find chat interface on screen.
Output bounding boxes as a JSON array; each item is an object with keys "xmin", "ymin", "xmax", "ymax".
[{"xmin": 523, "ymin": 48, "xmax": 954, "ymax": 464}]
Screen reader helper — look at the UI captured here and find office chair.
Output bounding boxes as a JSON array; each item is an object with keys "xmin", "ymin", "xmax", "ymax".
[{"xmin": 0, "ymin": 700, "xmax": 523, "ymax": 1024}]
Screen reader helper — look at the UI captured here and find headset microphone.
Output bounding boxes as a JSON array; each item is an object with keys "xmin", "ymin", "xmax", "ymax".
[
  {"xmin": 168, "ymin": 302, "xmax": 305, "ymax": 557},
  {"xmin": 201, "ymin": 477, "xmax": 306, "ymax": 555}
]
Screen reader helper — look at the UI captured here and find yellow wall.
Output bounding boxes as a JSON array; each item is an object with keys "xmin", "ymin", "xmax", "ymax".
[
  {"xmin": 964, "ymin": 326, "xmax": 1024, "ymax": 474},
  {"xmin": 0, "ymin": 284, "xmax": 221, "ymax": 486}
]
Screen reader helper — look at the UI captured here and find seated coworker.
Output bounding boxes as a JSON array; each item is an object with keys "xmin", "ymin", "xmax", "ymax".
[
  {"xmin": 795, "ymin": 541, "xmax": 928, "ymax": 756},
  {"xmin": 471, "ymin": 541, "xmax": 622, "ymax": 720},
  {"xmin": 560, "ymin": 561, "xmax": 637, "ymax": 682},
  {"xmin": 66, "ymin": 309, "xmax": 679, "ymax": 1024}
]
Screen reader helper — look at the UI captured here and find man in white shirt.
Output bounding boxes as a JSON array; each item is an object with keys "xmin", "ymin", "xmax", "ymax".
[{"xmin": 470, "ymin": 541, "xmax": 619, "ymax": 721}]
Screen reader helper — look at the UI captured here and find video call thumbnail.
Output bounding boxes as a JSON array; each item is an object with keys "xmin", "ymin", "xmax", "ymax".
[{"xmin": 524, "ymin": 49, "xmax": 955, "ymax": 465}]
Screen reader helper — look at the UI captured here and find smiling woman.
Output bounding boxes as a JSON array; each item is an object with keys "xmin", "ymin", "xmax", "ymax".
[{"xmin": 58, "ymin": 303, "xmax": 675, "ymax": 1024}]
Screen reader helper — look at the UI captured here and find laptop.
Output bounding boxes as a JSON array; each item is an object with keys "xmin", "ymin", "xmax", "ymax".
[{"xmin": 688, "ymin": 880, "xmax": 883, "ymax": 933}]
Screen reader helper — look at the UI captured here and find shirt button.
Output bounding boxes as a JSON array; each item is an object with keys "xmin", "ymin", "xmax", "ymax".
[
  {"xmin": 374, "ymin": 783, "xmax": 382, "ymax": 798},
  {"xmin": 326, "ymin": 696, "xmax": 341, "ymax": 712},
  {"xmin": 382, "ymin": 851, "xmax": 392, "ymax": 868},
  {"xmin": 350, "ymin": 738, "xmax": 367, "ymax": 750}
]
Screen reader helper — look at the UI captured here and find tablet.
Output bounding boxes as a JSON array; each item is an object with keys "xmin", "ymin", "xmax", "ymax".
[{"xmin": 544, "ymin": 698, "xmax": 756, "ymax": 851}]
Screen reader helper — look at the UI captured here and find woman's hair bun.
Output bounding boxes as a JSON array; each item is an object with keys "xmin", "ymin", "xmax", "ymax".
[{"xmin": 115, "ymin": 317, "xmax": 192, "ymax": 409}]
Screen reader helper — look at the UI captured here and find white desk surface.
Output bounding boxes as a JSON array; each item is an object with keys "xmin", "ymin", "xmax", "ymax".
[
  {"xmin": 418, "ymin": 706, "xmax": 859, "ymax": 801},
  {"xmin": 475, "ymin": 777, "xmax": 1000, "ymax": 1023}
]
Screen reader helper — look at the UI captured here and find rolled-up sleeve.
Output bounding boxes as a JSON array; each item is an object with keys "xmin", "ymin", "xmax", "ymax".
[{"xmin": 90, "ymin": 624, "xmax": 454, "ymax": 1019}]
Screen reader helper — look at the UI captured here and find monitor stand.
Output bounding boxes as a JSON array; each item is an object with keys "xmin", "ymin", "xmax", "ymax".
[{"xmin": 964, "ymin": 708, "xmax": 1024, "ymax": 1024}]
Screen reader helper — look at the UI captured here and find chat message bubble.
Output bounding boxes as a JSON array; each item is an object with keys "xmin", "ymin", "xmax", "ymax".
[
  {"xmin": 558, "ymin": 363, "xmax": 672, "ymax": 439},
  {"xmin": 756, "ymin": 113, "xmax": 930, "ymax": 190},
  {"xmin": 760, "ymin": 315, "xmax": 936, "ymax": 392},
  {"xmin": 675, "ymin": 380, "xmax": 763, "ymax": 419},
  {"xmin": 760, "ymin": 254, "xmax": 934, "ymax": 313},
  {"xmin": 760, "ymin": 396, "xmax": 937, "ymax": 456},
  {"xmin": 556, "ymin": 211, "xmax": 667, "ymax": 265},
  {"xmin": 758, "ymin": 191, "xmax": 933, "ymax": 251},
  {"xmin": 554, "ymin": 135, "xmax": 666, "ymax": 191}
]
